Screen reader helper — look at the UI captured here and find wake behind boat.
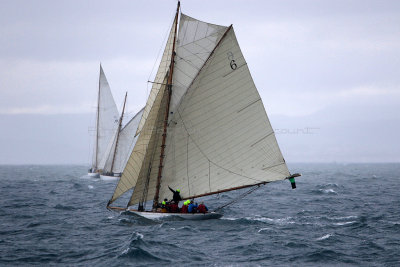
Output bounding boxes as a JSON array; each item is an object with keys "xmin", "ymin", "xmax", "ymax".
[{"xmin": 106, "ymin": 1, "xmax": 300, "ymax": 220}]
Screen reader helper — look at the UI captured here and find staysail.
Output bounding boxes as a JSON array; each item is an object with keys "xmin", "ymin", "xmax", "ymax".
[
  {"xmin": 108, "ymin": 5, "xmax": 293, "ymax": 209},
  {"xmin": 92, "ymin": 65, "xmax": 120, "ymax": 171}
]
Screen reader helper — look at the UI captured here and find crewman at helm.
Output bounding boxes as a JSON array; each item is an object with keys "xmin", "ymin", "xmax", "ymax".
[{"xmin": 168, "ymin": 186, "xmax": 182, "ymax": 204}]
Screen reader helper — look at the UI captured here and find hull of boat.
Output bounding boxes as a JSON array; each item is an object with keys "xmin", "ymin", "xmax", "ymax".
[
  {"xmin": 126, "ymin": 210, "xmax": 223, "ymax": 220},
  {"xmin": 87, "ymin": 172, "xmax": 100, "ymax": 178},
  {"xmin": 100, "ymin": 174, "xmax": 120, "ymax": 181}
]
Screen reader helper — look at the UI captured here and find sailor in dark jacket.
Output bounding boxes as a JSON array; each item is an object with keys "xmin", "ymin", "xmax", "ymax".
[{"xmin": 168, "ymin": 186, "xmax": 182, "ymax": 204}]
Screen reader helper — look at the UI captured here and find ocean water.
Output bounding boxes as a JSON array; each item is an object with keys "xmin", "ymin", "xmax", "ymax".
[{"xmin": 0, "ymin": 163, "xmax": 399, "ymax": 266}]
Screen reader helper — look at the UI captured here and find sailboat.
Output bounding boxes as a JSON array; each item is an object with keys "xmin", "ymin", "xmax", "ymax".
[
  {"xmin": 107, "ymin": 2, "xmax": 300, "ymax": 220},
  {"xmin": 88, "ymin": 64, "xmax": 120, "ymax": 178},
  {"xmin": 100, "ymin": 98, "xmax": 144, "ymax": 180}
]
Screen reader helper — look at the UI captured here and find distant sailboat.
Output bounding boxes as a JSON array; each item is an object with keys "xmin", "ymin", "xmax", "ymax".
[
  {"xmin": 88, "ymin": 65, "xmax": 120, "ymax": 178},
  {"xmin": 107, "ymin": 1, "xmax": 300, "ymax": 220},
  {"xmin": 100, "ymin": 98, "xmax": 144, "ymax": 180}
]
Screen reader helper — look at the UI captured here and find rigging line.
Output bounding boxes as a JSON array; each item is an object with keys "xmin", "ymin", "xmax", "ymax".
[
  {"xmin": 147, "ymin": 11, "xmax": 176, "ymax": 83},
  {"xmin": 179, "ymin": 31, "xmax": 224, "ymax": 49},
  {"xmin": 213, "ymin": 185, "xmax": 261, "ymax": 212},
  {"xmin": 176, "ymin": 110, "xmax": 264, "ymax": 183}
]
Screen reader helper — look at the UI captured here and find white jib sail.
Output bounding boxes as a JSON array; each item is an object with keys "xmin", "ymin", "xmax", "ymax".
[
  {"xmin": 102, "ymin": 108, "xmax": 144, "ymax": 174},
  {"xmin": 92, "ymin": 65, "xmax": 120, "ymax": 170},
  {"xmin": 158, "ymin": 27, "xmax": 290, "ymax": 201}
]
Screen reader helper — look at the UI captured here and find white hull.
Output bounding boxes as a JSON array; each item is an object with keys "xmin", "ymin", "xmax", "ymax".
[
  {"xmin": 87, "ymin": 172, "xmax": 100, "ymax": 178},
  {"xmin": 126, "ymin": 210, "xmax": 223, "ymax": 220},
  {"xmin": 100, "ymin": 174, "xmax": 120, "ymax": 181}
]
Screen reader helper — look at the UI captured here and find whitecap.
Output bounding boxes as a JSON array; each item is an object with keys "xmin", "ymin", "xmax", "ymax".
[
  {"xmin": 221, "ymin": 217, "xmax": 238, "ymax": 221},
  {"xmin": 331, "ymin": 215, "xmax": 357, "ymax": 220},
  {"xmin": 257, "ymin": 227, "xmax": 271, "ymax": 233},
  {"xmin": 320, "ymin": 189, "xmax": 337, "ymax": 194},
  {"xmin": 316, "ymin": 234, "xmax": 332, "ymax": 241},
  {"xmin": 121, "ymin": 248, "xmax": 129, "ymax": 255},
  {"xmin": 88, "ymin": 185, "xmax": 94, "ymax": 189},
  {"xmin": 135, "ymin": 232, "xmax": 144, "ymax": 239},
  {"xmin": 334, "ymin": 221, "xmax": 356, "ymax": 226},
  {"xmin": 247, "ymin": 216, "xmax": 295, "ymax": 225}
]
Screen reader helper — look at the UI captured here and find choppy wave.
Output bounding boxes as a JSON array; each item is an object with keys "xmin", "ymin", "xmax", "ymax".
[{"xmin": 1, "ymin": 164, "xmax": 399, "ymax": 266}]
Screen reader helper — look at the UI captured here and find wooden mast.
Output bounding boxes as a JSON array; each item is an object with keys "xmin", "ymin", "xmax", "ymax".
[
  {"xmin": 110, "ymin": 92, "xmax": 127, "ymax": 174},
  {"xmin": 94, "ymin": 64, "xmax": 101, "ymax": 170},
  {"xmin": 153, "ymin": 1, "xmax": 180, "ymax": 209}
]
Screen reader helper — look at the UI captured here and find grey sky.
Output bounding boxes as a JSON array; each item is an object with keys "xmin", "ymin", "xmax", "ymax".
[{"xmin": 0, "ymin": 0, "xmax": 399, "ymax": 164}]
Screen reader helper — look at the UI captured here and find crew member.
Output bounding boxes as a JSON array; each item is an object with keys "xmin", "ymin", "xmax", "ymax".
[
  {"xmin": 168, "ymin": 186, "xmax": 182, "ymax": 204},
  {"xmin": 188, "ymin": 200, "xmax": 198, "ymax": 213},
  {"xmin": 181, "ymin": 200, "xmax": 189, "ymax": 213},
  {"xmin": 197, "ymin": 202, "xmax": 208, "ymax": 214}
]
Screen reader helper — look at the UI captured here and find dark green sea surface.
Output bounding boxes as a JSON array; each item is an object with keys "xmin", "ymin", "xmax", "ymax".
[{"xmin": 0, "ymin": 163, "xmax": 399, "ymax": 266}]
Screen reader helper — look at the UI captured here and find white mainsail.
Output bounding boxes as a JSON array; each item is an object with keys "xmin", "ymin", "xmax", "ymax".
[
  {"xmin": 102, "ymin": 108, "xmax": 144, "ymax": 174},
  {"xmin": 108, "ymin": 6, "xmax": 294, "ymax": 209},
  {"xmin": 92, "ymin": 65, "xmax": 120, "ymax": 171}
]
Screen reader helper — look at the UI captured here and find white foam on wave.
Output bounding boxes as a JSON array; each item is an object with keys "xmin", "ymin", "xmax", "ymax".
[
  {"xmin": 257, "ymin": 227, "xmax": 271, "ymax": 233},
  {"xmin": 221, "ymin": 217, "xmax": 238, "ymax": 221},
  {"xmin": 332, "ymin": 215, "xmax": 357, "ymax": 220},
  {"xmin": 222, "ymin": 216, "xmax": 295, "ymax": 225},
  {"xmin": 320, "ymin": 189, "xmax": 337, "ymax": 194},
  {"xmin": 247, "ymin": 216, "xmax": 295, "ymax": 225},
  {"xmin": 316, "ymin": 234, "xmax": 332, "ymax": 241},
  {"xmin": 121, "ymin": 248, "xmax": 129, "ymax": 255},
  {"xmin": 334, "ymin": 221, "xmax": 356, "ymax": 226},
  {"xmin": 88, "ymin": 185, "xmax": 94, "ymax": 189},
  {"xmin": 135, "ymin": 232, "xmax": 144, "ymax": 239}
]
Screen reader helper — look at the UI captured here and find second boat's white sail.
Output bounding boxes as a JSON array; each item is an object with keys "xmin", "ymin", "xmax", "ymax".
[
  {"xmin": 102, "ymin": 108, "xmax": 144, "ymax": 175},
  {"xmin": 92, "ymin": 65, "xmax": 120, "ymax": 171}
]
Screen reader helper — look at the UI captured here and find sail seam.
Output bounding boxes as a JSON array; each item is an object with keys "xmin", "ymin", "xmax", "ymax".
[
  {"xmin": 223, "ymin": 63, "xmax": 247, "ymax": 77},
  {"xmin": 250, "ymin": 131, "xmax": 274, "ymax": 147},
  {"xmin": 262, "ymin": 161, "xmax": 286, "ymax": 171},
  {"xmin": 237, "ymin": 98, "xmax": 261, "ymax": 113}
]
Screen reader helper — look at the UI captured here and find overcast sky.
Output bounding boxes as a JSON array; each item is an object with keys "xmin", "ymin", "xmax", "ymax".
[{"xmin": 0, "ymin": 0, "xmax": 399, "ymax": 164}]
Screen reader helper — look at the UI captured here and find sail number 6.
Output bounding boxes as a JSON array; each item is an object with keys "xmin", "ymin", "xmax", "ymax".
[{"xmin": 227, "ymin": 51, "xmax": 237, "ymax": 70}]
